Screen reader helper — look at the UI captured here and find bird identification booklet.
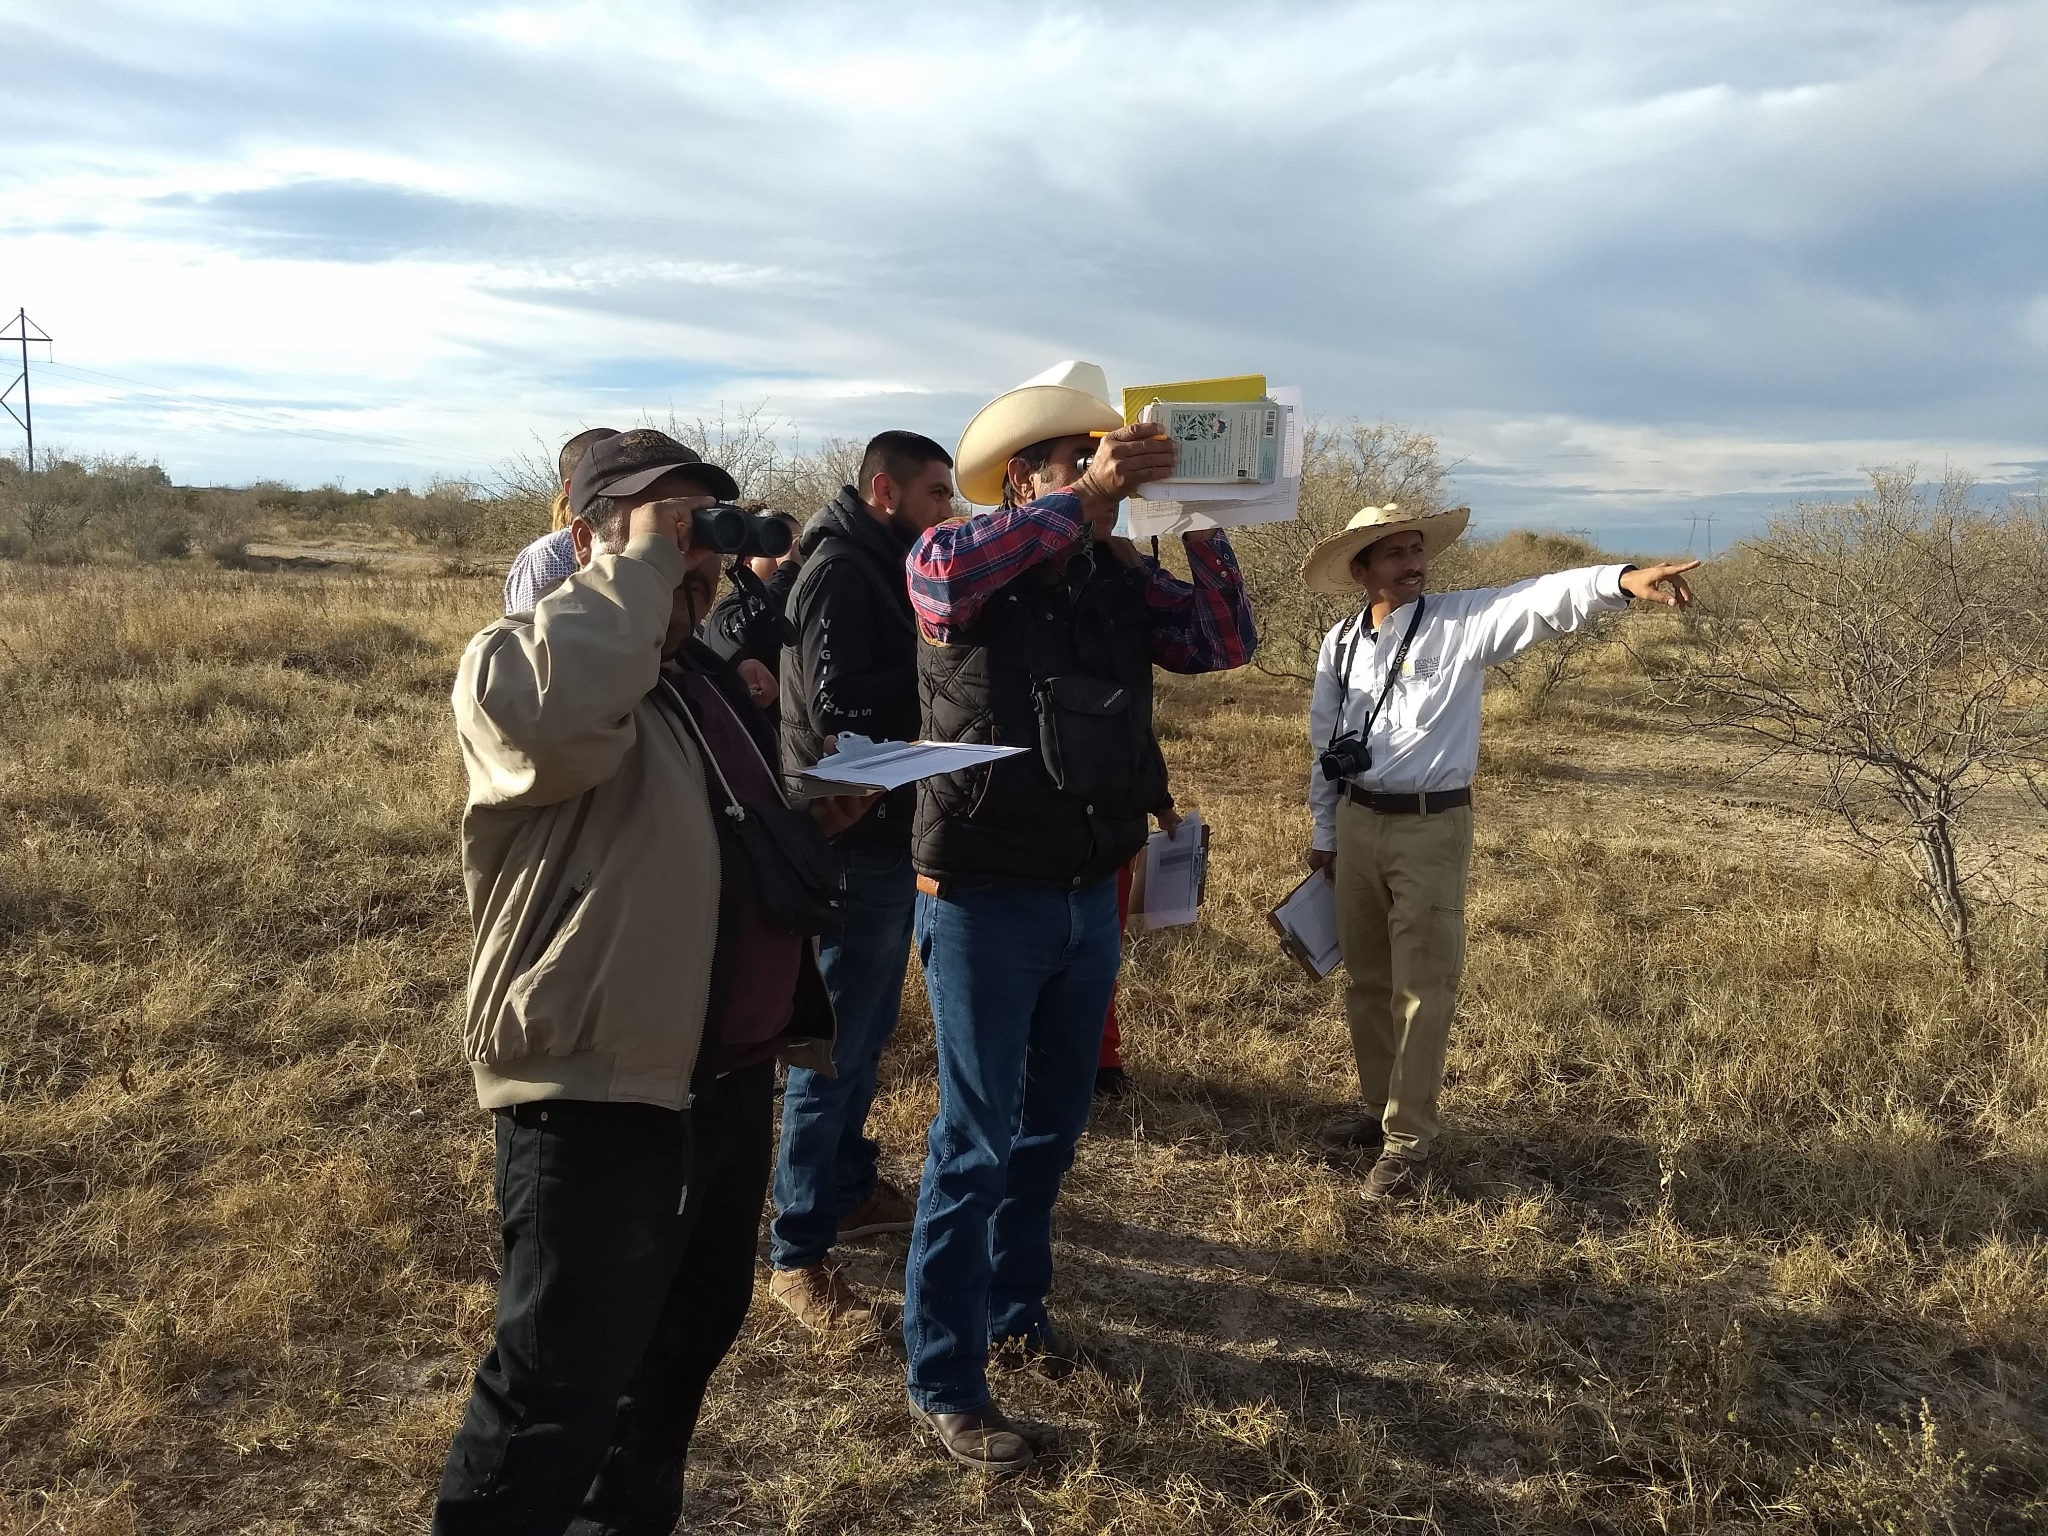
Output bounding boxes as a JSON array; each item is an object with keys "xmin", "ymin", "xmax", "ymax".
[
  {"xmin": 1122, "ymin": 385, "xmax": 1305, "ymax": 538},
  {"xmin": 1268, "ymin": 868, "xmax": 1342, "ymax": 979},
  {"xmin": 794, "ymin": 734, "xmax": 1026, "ymax": 797},
  {"xmin": 1137, "ymin": 400, "xmax": 1283, "ymax": 485}
]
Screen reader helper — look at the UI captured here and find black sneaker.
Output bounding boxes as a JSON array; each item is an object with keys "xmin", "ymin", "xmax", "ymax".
[{"xmin": 1094, "ymin": 1066, "xmax": 1130, "ymax": 1100}]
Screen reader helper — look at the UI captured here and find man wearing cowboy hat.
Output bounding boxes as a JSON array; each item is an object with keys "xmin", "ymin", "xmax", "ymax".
[
  {"xmin": 1301, "ymin": 503, "xmax": 1698, "ymax": 1200},
  {"xmin": 898, "ymin": 360, "xmax": 1257, "ymax": 1471}
]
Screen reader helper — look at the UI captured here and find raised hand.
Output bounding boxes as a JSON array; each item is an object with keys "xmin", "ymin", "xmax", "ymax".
[
  {"xmin": 1073, "ymin": 422, "xmax": 1178, "ymax": 527},
  {"xmin": 627, "ymin": 494, "xmax": 716, "ymax": 552},
  {"xmin": 1620, "ymin": 559, "xmax": 1701, "ymax": 608}
]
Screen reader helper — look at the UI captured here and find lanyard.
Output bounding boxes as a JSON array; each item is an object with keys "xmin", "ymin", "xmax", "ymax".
[{"xmin": 1325, "ymin": 595, "xmax": 1426, "ymax": 751}]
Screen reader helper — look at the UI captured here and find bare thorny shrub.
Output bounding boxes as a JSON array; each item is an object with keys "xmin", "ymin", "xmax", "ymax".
[
  {"xmin": 655, "ymin": 402, "xmax": 865, "ymax": 518},
  {"xmin": 1654, "ymin": 468, "xmax": 2048, "ymax": 977}
]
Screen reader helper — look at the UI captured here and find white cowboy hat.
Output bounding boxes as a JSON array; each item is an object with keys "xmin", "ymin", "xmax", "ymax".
[
  {"xmin": 1301, "ymin": 503, "xmax": 1472, "ymax": 596},
  {"xmin": 955, "ymin": 359, "xmax": 1125, "ymax": 507}
]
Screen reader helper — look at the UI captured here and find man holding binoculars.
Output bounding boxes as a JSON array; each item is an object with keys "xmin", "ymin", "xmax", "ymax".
[
  {"xmin": 1301, "ymin": 503, "xmax": 1698, "ymax": 1202},
  {"xmin": 435, "ymin": 428, "xmax": 873, "ymax": 1533}
]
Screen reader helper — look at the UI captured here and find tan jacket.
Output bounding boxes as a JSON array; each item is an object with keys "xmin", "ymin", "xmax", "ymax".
[{"xmin": 452, "ymin": 532, "xmax": 831, "ymax": 1111}]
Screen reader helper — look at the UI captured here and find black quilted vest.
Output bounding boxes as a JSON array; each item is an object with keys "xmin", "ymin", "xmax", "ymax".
[{"xmin": 912, "ymin": 545, "xmax": 1168, "ymax": 889}]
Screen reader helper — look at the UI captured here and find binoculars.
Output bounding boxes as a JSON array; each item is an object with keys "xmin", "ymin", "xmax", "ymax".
[{"xmin": 691, "ymin": 504, "xmax": 793, "ymax": 561}]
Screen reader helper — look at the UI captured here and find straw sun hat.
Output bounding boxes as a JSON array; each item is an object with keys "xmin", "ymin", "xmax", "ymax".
[
  {"xmin": 955, "ymin": 359, "xmax": 1125, "ymax": 507},
  {"xmin": 1300, "ymin": 503, "xmax": 1472, "ymax": 596}
]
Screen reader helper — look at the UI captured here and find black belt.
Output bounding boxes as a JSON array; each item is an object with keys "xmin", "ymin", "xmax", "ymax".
[{"xmin": 1342, "ymin": 783, "xmax": 1472, "ymax": 816}]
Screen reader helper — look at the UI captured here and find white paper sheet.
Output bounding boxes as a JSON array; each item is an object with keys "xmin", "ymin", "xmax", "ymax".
[
  {"xmin": 1269, "ymin": 866, "xmax": 1342, "ymax": 978},
  {"xmin": 1140, "ymin": 811, "xmax": 1207, "ymax": 929},
  {"xmin": 795, "ymin": 734, "xmax": 1027, "ymax": 797}
]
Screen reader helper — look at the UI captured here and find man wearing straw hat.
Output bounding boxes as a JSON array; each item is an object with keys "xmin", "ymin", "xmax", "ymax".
[
  {"xmin": 1301, "ymin": 503, "xmax": 1698, "ymax": 1200},
  {"xmin": 900, "ymin": 360, "xmax": 1257, "ymax": 1471}
]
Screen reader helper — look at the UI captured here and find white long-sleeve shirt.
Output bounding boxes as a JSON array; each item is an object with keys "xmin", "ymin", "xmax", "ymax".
[{"xmin": 1306, "ymin": 565, "xmax": 1632, "ymax": 849}]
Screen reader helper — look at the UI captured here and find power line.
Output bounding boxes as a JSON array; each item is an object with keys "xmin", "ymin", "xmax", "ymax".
[{"xmin": 1, "ymin": 309, "xmax": 52, "ymax": 471}]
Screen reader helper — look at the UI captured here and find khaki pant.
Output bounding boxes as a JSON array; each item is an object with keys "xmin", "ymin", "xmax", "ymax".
[{"xmin": 1333, "ymin": 796, "xmax": 1474, "ymax": 1157}]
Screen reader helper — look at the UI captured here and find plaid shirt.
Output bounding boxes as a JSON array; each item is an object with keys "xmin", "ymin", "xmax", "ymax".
[
  {"xmin": 907, "ymin": 491, "xmax": 1256, "ymax": 674},
  {"xmin": 503, "ymin": 528, "xmax": 578, "ymax": 615}
]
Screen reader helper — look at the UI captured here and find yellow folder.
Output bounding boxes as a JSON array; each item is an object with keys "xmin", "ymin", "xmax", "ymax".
[{"xmin": 1121, "ymin": 374, "xmax": 1268, "ymax": 425}]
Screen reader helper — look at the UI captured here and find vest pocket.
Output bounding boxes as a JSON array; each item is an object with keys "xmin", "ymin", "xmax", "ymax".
[{"xmin": 1033, "ymin": 675, "xmax": 1139, "ymax": 802}]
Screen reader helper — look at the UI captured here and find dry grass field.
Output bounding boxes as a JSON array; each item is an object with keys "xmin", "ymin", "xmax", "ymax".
[{"xmin": 2, "ymin": 557, "xmax": 2045, "ymax": 1534}]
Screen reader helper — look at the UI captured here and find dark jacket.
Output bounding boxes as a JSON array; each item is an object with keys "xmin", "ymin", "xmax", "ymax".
[
  {"xmin": 912, "ymin": 544, "xmax": 1168, "ymax": 889},
  {"xmin": 779, "ymin": 487, "xmax": 922, "ymax": 851},
  {"xmin": 702, "ymin": 560, "xmax": 801, "ymax": 678}
]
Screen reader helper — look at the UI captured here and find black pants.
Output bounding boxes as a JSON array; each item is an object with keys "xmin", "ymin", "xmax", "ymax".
[{"xmin": 433, "ymin": 1063, "xmax": 774, "ymax": 1536}]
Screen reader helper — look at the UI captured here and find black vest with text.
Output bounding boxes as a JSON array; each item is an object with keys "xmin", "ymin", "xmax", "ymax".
[{"xmin": 912, "ymin": 545, "xmax": 1169, "ymax": 889}]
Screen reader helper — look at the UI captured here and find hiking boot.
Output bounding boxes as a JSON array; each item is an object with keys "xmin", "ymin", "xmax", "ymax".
[
  {"xmin": 1317, "ymin": 1110, "xmax": 1385, "ymax": 1156},
  {"xmin": 1362, "ymin": 1150, "xmax": 1430, "ymax": 1202},
  {"xmin": 910, "ymin": 1398, "xmax": 1036, "ymax": 1474},
  {"xmin": 838, "ymin": 1178, "xmax": 915, "ymax": 1239},
  {"xmin": 992, "ymin": 1327, "xmax": 1082, "ymax": 1382},
  {"xmin": 1094, "ymin": 1065, "xmax": 1130, "ymax": 1100},
  {"xmin": 769, "ymin": 1262, "xmax": 893, "ymax": 1335}
]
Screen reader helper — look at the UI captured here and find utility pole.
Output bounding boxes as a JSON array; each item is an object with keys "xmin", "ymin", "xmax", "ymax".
[{"xmin": 2, "ymin": 309, "xmax": 52, "ymax": 472}]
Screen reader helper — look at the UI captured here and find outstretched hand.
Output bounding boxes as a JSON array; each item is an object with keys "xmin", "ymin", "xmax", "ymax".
[{"xmin": 1620, "ymin": 560, "xmax": 1701, "ymax": 608}]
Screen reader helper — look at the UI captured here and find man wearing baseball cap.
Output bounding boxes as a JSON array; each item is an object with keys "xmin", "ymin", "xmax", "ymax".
[
  {"xmin": 1300, "ymin": 504, "xmax": 1699, "ymax": 1201},
  {"xmin": 898, "ymin": 361, "xmax": 1258, "ymax": 1472},
  {"xmin": 435, "ymin": 427, "xmax": 871, "ymax": 1533}
]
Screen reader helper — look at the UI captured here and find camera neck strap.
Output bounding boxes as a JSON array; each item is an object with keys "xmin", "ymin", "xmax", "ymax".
[
  {"xmin": 725, "ymin": 559, "xmax": 799, "ymax": 648},
  {"xmin": 1326, "ymin": 594, "xmax": 1426, "ymax": 751}
]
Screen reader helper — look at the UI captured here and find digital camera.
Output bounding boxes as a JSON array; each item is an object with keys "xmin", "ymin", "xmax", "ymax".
[
  {"xmin": 1317, "ymin": 732, "xmax": 1371, "ymax": 782},
  {"xmin": 690, "ymin": 504, "xmax": 793, "ymax": 560}
]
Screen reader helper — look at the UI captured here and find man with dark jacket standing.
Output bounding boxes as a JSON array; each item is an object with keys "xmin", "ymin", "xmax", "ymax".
[
  {"xmin": 434, "ymin": 429, "xmax": 872, "ymax": 1534},
  {"xmin": 901, "ymin": 362, "xmax": 1257, "ymax": 1472},
  {"xmin": 769, "ymin": 431, "xmax": 959, "ymax": 1332}
]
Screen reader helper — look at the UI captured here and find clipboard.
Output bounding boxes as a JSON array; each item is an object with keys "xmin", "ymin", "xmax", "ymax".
[{"xmin": 1266, "ymin": 867, "xmax": 1342, "ymax": 980}]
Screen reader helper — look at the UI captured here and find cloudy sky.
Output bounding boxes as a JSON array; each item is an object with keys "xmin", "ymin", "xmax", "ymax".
[{"xmin": 3, "ymin": 0, "xmax": 2043, "ymax": 546}]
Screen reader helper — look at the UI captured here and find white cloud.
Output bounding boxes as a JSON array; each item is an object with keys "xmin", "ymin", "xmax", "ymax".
[{"xmin": 0, "ymin": 0, "xmax": 2039, "ymax": 535}]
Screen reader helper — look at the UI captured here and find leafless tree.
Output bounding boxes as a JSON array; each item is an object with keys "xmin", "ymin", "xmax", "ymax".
[{"xmin": 1656, "ymin": 468, "xmax": 2048, "ymax": 976}]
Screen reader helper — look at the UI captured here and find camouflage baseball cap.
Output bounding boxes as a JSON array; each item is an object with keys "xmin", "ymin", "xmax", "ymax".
[{"xmin": 568, "ymin": 428, "xmax": 740, "ymax": 519}]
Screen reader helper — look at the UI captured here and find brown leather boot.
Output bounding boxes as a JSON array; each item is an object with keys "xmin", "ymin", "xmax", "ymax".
[
  {"xmin": 837, "ymin": 1178, "xmax": 915, "ymax": 1239},
  {"xmin": 769, "ymin": 1262, "xmax": 895, "ymax": 1335},
  {"xmin": 910, "ymin": 1398, "xmax": 1036, "ymax": 1473},
  {"xmin": 1362, "ymin": 1149, "xmax": 1430, "ymax": 1202},
  {"xmin": 1317, "ymin": 1109, "xmax": 1386, "ymax": 1156}
]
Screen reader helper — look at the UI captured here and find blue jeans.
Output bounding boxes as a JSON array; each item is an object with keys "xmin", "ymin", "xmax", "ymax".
[
  {"xmin": 903, "ymin": 876, "xmax": 1121, "ymax": 1413},
  {"xmin": 769, "ymin": 847, "xmax": 917, "ymax": 1271}
]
